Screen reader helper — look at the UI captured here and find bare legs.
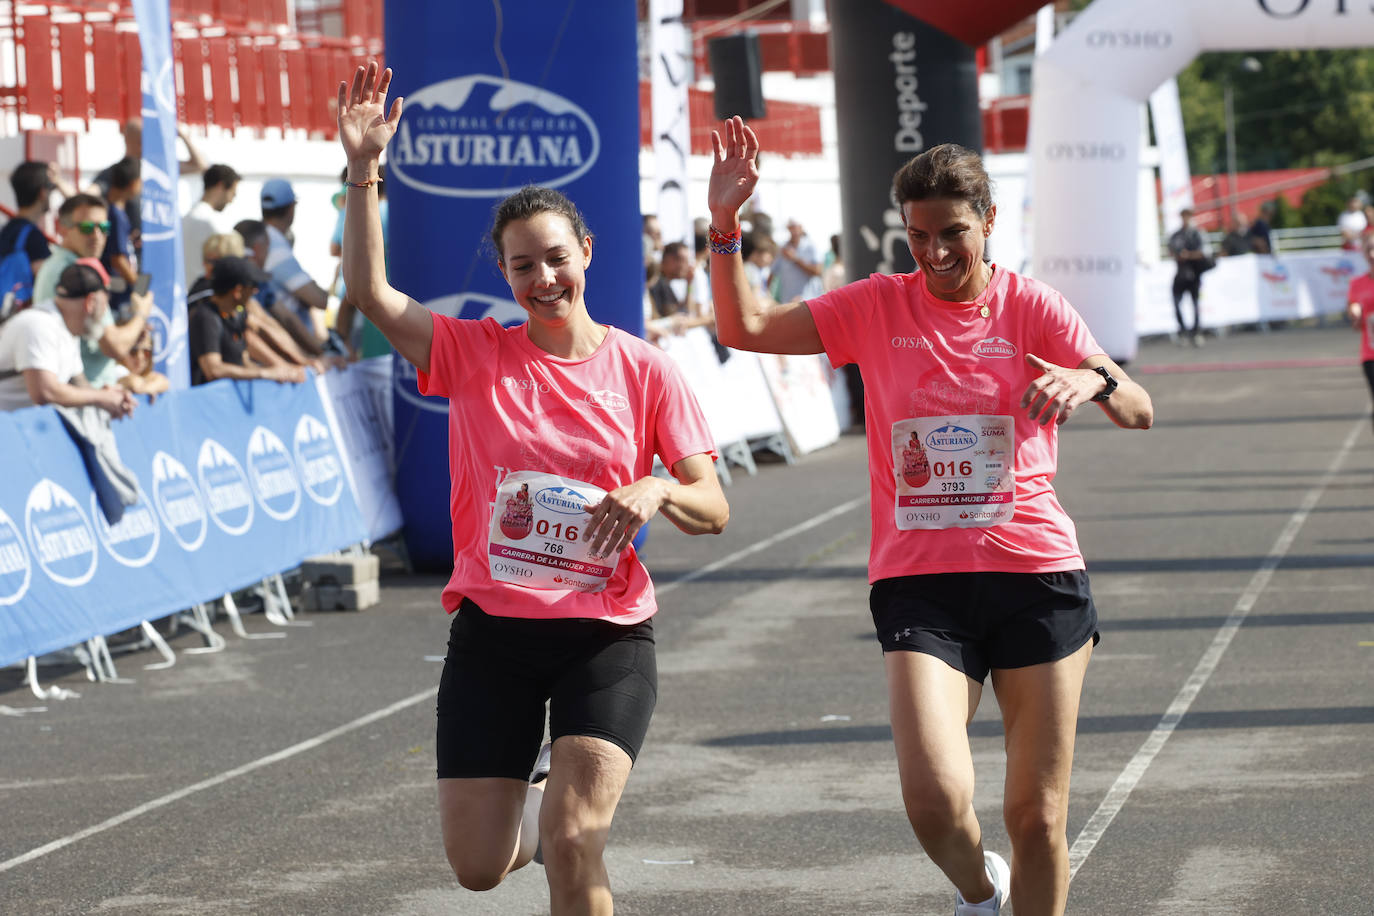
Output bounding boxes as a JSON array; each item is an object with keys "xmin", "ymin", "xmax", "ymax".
[
  {"xmin": 437, "ymin": 735, "xmax": 633, "ymax": 915},
  {"xmin": 885, "ymin": 640, "xmax": 1093, "ymax": 916}
]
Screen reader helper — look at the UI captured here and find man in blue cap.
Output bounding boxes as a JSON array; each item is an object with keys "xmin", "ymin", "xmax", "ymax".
[{"xmin": 260, "ymin": 177, "xmax": 330, "ymax": 347}]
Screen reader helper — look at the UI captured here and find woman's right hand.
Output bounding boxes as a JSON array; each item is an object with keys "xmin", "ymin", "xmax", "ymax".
[
  {"xmin": 708, "ymin": 116, "xmax": 760, "ymax": 229},
  {"xmin": 337, "ymin": 61, "xmax": 403, "ymax": 166}
]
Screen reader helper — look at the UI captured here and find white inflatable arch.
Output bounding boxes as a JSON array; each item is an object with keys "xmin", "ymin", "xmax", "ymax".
[{"xmin": 1029, "ymin": 0, "xmax": 1374, "ymax": 360}]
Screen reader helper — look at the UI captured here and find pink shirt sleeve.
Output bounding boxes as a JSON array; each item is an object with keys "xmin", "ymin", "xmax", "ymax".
[
  {"xmin": 1030, "ymin": 283, "xmax": 1104, "ymax": 369},
  {"xmin": 416, "ymin": 313, "xmax": 501, "ymax": 398},
  {"xmin": 807, "ymin": 275, "xmax": 883, "ymax": 369},
  {"xmin": 650, "ymin": 358, "xmax": 718, "ymax": 469}
]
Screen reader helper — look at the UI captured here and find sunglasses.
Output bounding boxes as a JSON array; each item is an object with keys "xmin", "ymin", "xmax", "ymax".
[{"xmin": 72, "ymin": 220, "xmax": 111, "ymax": 234}]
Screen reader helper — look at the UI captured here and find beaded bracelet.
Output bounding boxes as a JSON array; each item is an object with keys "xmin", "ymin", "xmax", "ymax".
[{"xmin": 707, "ymin": 224, "xmax": 742, "ymax": 255}]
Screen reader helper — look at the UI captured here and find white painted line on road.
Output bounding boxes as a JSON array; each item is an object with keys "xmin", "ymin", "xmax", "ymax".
[
  {"xmin": 0, "ymin": 688, "xmax": 437, "ymax": 874},
  {"xmin": 656, "ymin": 493, "xmax": 869, "ymax": 596},
  {"xmin": 1067, "ymin": 417, "xmax": 1365, "ymax": 880},
  {"xmin": 1, "ymin": 493, "xmax": 869, "ymax": 875}
]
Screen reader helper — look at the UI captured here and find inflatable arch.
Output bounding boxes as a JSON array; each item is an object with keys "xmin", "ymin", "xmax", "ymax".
[{"xmin": 1029, "ymin": 0, "xmax": 1374, "ymax": 361}]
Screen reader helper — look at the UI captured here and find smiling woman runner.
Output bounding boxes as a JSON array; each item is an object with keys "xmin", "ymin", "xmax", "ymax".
[
  {"xmin": 706, "ymin": 117, "xmax": 1152, "ymax": 916},
  {"xmin": 336, "ymin": 62, "xmax": 728, "ymax": 915}
]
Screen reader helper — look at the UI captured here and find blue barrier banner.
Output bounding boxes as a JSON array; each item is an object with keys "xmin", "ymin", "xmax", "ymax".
[
  {"xmin": 384, "ymin": 0, "xmax": 643, "ymax": 570},
  {"xmin": 133, "ymin": 0, "xmax": 189, "ymax": 388},
  {"xmin": 0, "ymin": 380, "xmax": 367, "ymax": 668}
]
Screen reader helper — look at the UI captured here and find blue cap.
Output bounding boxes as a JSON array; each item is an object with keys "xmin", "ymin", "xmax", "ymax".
[{"xmin": 260, "ymin": 178, "xmax": 296, "ymax": 209}]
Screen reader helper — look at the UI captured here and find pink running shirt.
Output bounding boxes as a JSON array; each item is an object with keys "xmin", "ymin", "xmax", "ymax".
[
  {"xmin": 807, "ymin": 266, "xmax": 1103, "ymax": 582},
  {"xmin": 417, "ymin": 314, "xmax": 717, "ymax": 623},
  {"xmin": 1346, "ymin": 273, "xmax": 1374, "ymax": 362}
]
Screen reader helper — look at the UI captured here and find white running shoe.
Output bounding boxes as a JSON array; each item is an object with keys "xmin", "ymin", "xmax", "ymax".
[
  {"xmin": 954, "ymin": 850, "xmax": 1010, "ymax": 915},
  {"xmin": 530, "ymin": 741, "xmax": 552, "ymax": 785}
]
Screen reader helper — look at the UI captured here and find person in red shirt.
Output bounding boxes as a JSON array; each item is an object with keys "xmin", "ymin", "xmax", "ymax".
[
  {"xmin": 1346, "ymin": 231, "xmax": 1374, "ymax": 430},
  {"xmin": 707, "ymin": 117, "xmax": 1152, "ymax": 916},
  {"xmin": 336, "ymin": 63, "xmax": 728, "ymax": 914}
]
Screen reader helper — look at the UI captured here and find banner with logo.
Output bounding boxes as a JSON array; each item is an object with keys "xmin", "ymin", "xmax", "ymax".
[
  {"xmin": 318, "ymin": 357, "xmax": 402, "ymax": 543},
  {"xmin": 384, "ymin": 0, "xmax": 643, "ymax": 570},
  {"xmin": 650, "ymin": 0, "xmax": 693, "ymax": 247},
  {"xmin": 1030, "ymin": 0, "xmax": 1374, "ymax": 360},
  {"xmin": 1135, "ymin": 249, "xmax": 1358, "ymax": 337},
  {"xmin": 0, "ymin": 379, "xmax": 367, "ymax": 668},
  {"xmin": 1149, "ymin": 77, "xmax": 1194, "ymax": 238},
  {"xmin": 132, "ymin": 0, "xmax": 189, "ymax": 388}
]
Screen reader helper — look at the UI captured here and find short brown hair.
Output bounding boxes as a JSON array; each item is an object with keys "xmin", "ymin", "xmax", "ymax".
[{"xmin": 892, "ymin": 144, "xmax": 994, "ymax": 218}]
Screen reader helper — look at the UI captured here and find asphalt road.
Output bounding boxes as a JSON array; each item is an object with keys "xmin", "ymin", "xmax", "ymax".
[{"xmin": 2, "ymin": 323, "xmax": 1371, "ymax": 915}]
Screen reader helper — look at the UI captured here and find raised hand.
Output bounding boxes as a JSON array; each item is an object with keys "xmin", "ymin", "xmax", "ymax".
[
  {"xmin": 708, "ymin": 116, "xmax": 760, "ymax": 227},
  {"xmin": 337, "ymin": 61, "xmax": 403, "ymax": 165}
]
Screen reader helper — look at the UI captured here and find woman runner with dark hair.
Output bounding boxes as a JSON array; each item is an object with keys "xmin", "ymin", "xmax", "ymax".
[
  {"xmin": 336, "ymin": 62, "xmax": 728, "ymax": 915},
  {"xmin": 707, "ymin": 117, "xmax": 1152, "ymax": 916}
]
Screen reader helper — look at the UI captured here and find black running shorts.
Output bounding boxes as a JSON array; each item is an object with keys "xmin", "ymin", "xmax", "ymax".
[
  {"xmin": 435, "ymin": 599, "xmax": 658, "ymax": 780},
  {"xmin": 869, "ymin": 570, "xmax": 1100, "ymax": 683},
  {"xmin": 1362, "ymin": 360, "xmax": 1374, "ymax": 401}
]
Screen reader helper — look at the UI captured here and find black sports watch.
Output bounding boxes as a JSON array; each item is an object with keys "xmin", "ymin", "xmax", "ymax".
[{"xmin": 1090, "ymin": 366, "xmax": 1118, "ymax": 402}]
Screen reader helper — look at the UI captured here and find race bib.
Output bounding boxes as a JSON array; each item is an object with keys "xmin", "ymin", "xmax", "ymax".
[
  {"xmin": 488, "ymin": 471, "xmax": 614, "ymax": 592},
  {"xmin": 891, "ymin": 415, "xmax": 1014, "ymax": 530}
]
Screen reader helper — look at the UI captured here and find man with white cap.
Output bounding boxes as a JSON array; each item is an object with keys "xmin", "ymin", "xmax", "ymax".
[
  {"xmin": 0, "ymin": 258, "xmax": 136, "ymax": 417},
  {"xmin": 260, "ymin": 177, "xmax": 331, "ymax": 343}
]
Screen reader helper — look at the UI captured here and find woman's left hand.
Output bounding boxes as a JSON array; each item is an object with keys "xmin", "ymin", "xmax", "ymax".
[
  {"xmin": 1020, "ymin": 353, "xmax": 1105, "ymax": 426},
  {"xmin": 583, "ymin": 477, "xmax": 671, "ymax": 558}
]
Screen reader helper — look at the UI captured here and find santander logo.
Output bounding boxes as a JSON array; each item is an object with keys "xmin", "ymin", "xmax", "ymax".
[{"xmin": 973, "ymin": 336, "xmax": 1017, "ymax": 358}]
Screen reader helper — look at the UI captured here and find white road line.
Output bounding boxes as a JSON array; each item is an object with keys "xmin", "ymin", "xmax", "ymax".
[
  {"xmin": 0, "ymin": 689, "xmax": 436, "ymax": 874},
  {"xmin": 1068, "ymin": 417, "xmax": 1365, "ymax": 880},
  {"xmin": 0, "ymin": 493, "xmax": 869, "ymax": 874},
  {"xmin": 656, "ymin": 493, "xmax": 868, "ymax": 596}
]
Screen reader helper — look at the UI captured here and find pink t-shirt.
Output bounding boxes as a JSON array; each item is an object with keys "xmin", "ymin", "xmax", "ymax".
[
  {"xmin": 1347, "ymin": 273, "xmax": 1374, "ymax": 362},
  {"xmin": 417, "ymin": 314, "xmax": 717, "ymax": 623},
  {"xmin": 807, "ymin": 266, "xmax": 1103, "ymax": 582}
]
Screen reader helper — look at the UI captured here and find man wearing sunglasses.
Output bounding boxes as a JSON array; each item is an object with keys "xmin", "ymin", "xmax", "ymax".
[{"xmin": 32, "ymin": 193, "xmax": 153, "ymax": 389}]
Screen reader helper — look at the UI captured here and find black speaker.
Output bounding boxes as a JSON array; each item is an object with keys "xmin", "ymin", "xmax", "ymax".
[{"xmin": 709, "ymin": 33, "xmax": 767, "ymax": 121}]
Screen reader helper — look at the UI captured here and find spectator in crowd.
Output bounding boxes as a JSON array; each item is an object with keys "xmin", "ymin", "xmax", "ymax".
[
  {"xmin": 1168, "ymin": 207, "xmax": 1211, "ymax": 347},
  {"xmin": 334, "ymin": 165, "xmax": 392, "ymax": 359},
  {"xmin": 99, "ymin": 157, "xmax": 141, "ymax": 314},
  {"xmin": 823, "ymin": 233, "xmax": 846, "ymax": 291},
  {"xmin": 642, "ymin": 213, "xmax": 662, "ymax": 261},
  {"xmin": 189, "ymin": 256, "xmax": 305, "ymax": 387},
  {"xmin": 260, "ymin": 178, "xmax": 332, "ymax": 344},
  {"xmin": 32, "ymin": 194, "xmax": 109, "ymax": 305},
  {"xmin": 1339, "ymin": 193, "xmax": 1368, "ymax": 250},
  {"xmin": 646, "ymin": 241, "xmax": 714, "ymax": 342},
  {"xmin": 182, "ymin": 164, "xmax": 241, "ymax": 286},
  {"xmin": 234, "ymin": 218, "xmax": 329, "ymax": 362},
  {"xmin": 1220, "ymin": 212, "xmax": 1252, "ymax": 257},
  {"xmin": 71, "ymin": 255, "xmax": 154, "ymax": 390},
  {"xmin": 741, "ymin": 229, "xmax": 776, "ymax": 301},
  {"xmin": 690, "ymin": 226, "xmax": 714, "ymax": 313},
  {"xmin": 772, "ymin": 218, "xmax": 824, "ymax": 303},
  {"xmin": 191, "ymin": 232, "xmax": 323, "ymax": 375},
  {"xmin": 88, "ymin": 117, "xmax": 207, "ymax": 255},
  {"xmin": 0, "ymin": 259, "xmax": 136, "ymax": 417},
  {"xmin": 1247, "ymin": 201, "xmax": 1274, "ymax": 254},
  {"xmin": 1, "ymin": 162, "xmax": 59, "ymax": 306},
  {"xmin": 116, "ymin": 324, "xmax": 169, "ymax": 400}
]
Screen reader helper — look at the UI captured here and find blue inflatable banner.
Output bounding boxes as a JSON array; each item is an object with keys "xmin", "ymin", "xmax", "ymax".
[
  {"xmin": 384, "ymin": 0, "xmax": 643, "ymax": 569},
  {"xmin": 0, "ymin": 379, "xmax": 367, "ymax": 668},
  {"xmin": 133, "ymin": 0, "xmax": 189, "ymax": 388}
]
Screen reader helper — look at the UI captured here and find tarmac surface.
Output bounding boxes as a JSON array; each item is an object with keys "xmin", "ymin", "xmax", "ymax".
[{"xmin": 2, "ymin": 323, "xmax": 1372, "ymax": 915}]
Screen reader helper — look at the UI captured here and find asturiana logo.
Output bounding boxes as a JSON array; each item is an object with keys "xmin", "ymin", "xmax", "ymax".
[
  {"xmin": 198, "ymin": 438, "xmax": 255, "ymax": 535},
  {"xmin": 0, "ymin": 507, "xmax": 32, "ymax": 606},
  {"xmin": 294, "ymin": 415, "xmax": 344, "ymax": 507},
  {"xmin": 152, "ymin": 450, "xmax": 208, "ymax": 552},
  {"xmin": 26, "ymin": 479, "xmax": 98, "ymax": 587},
  {"xmin": 247, "ymin": 426, "xmax": 301, "ymax": 521},
  {"xmin": 925, "ymin": 425, "xmax": 978, "ymax": 452},
  {"xmin": 1261, "ymin": 264, "xmax": 1291, "ymax": 284},
  {"xmin": 973, "ymin": 336, "xmax": 1017, "ymax": 358},
  {"xmin": 535, "ymin": 486, "xmax": 591, "ymax": 516},
  {"xmin": 585, "ymin": 389, "xmax": 629, "ymax": 412},
  {"xmin": 92, "ymin": 491, "xmax": 160, "ymax": 569},
  {"xmin": 390, "ymin": 75, "xmax": 601, "ymax": 198}
]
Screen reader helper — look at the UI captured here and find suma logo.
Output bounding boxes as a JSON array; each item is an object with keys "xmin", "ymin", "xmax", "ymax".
[
  {"xmin": 973, "ymin": 336, "xmax": 1017, "ymax": 359},
  {"xmin": 391, "ymin": 74, "xmax": 601, "ymax": 198},
  {"xmin": 535, "ymin": 486, "xmax": 593, "ymax": 516},
  {"xmin": 925, "ymin": 425, "xmax": 978, "ymax": 452},
  {"xmin": 585, "ymin": 389, "xmax": 629, "ymax": 412}
]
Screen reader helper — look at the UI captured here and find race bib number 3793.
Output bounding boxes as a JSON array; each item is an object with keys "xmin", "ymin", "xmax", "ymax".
[
  {"xmin": 488, "ymin": 471, "xmax": 614, "ymax": 592},
  {"xmin": 891, "ymin": 415, "xmax": 1014, "ymax": 530}
]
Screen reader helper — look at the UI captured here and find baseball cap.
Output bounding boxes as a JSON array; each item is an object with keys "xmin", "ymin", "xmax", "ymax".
[
  {"xmin": 210, "ymin": 256, "xmax": 271, "ymax": 295},
  {"xmin": 260, "ymin": 177, "xmax": 297, "ymax": 209},
  {"xmin": 55, "ymin": 259, "xmax": 110, "ymax": 298}
]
